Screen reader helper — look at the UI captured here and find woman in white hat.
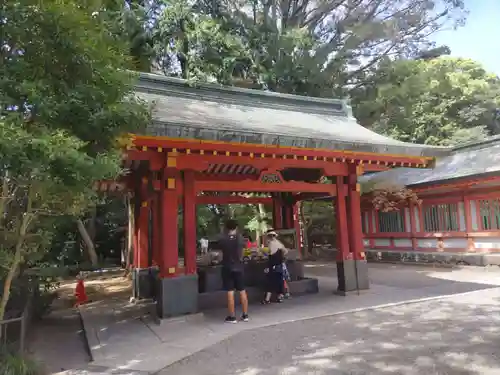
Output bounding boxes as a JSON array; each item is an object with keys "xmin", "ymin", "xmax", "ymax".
[{"xmin": 261, "ymin": 230, "xmax": 288, "ymax": 304}]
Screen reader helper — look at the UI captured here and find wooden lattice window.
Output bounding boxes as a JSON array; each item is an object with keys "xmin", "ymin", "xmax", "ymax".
[
  {"xmin": 361, "ymin": 213, "xmax": 368, "ymax": 234},
  {"xmin": 477, "ymin": 199, "xmax": 500, "ymax": 230},
  {"xmin": 423, "ymin": 203, "xmax": 459, "ymax": 232},
  {"xmin": 378, "ymin": 211, "xmax": 405, "ymax": 233}
]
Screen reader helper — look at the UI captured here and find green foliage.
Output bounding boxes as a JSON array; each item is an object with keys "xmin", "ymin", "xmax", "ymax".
[
  {"xmin": 0, "ymin": 0, "xmax": 151, "ymax": 320},
  {"xmin": 148, "ymin": 0, "xmax": 466, "ymax": 95},
  {"xmin": 154, "ymin": 0, "xmax": 251, "ymax": 83},
  {"xmin": 0, "ymin": 350, "xmax": 41, "ymax": 375},
  {"xmin": 195, "ymin": 203, "xmax": 271, "ymax": 239},
  {"xmin": 2, "ymin": 1, "xmax": 150, "ymax": 152},
  {"xmin": 352, "ymin": 57, "xmax": 500, "ymax": 145}
]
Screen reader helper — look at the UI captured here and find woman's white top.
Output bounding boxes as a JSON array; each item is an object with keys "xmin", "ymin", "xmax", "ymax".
[{"xmin": 268, "ymin": 239, "xmax": 288, "ymax": 255}]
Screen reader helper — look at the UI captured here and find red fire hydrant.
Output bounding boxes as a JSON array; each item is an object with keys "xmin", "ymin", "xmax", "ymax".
[{"xmin": 74, "ymin": 274, "xmax": 88, "ymax": 307}]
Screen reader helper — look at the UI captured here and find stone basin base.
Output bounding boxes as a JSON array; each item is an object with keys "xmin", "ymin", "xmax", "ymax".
[{"xmin": 198, "ymin": 277, "xmax": 319, "ymax": 310}]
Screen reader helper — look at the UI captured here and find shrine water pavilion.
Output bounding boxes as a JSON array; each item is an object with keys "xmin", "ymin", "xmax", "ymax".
[{"xmin": 101, "ymin": 72, "xmax": 448, "ymax": 318}]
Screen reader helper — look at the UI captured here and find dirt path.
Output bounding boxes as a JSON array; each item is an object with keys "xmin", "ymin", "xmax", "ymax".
[
  {"xmin": 28, "ymin": 272, "xmax": 132, "ymax": 374},
  {"xmin": 54, "ymin": 273, "xmax": 132, "ymax": 309}
]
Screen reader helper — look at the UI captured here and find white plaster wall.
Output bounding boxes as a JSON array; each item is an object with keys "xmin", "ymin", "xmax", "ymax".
[
  {"xmin": 394, "ymin": 239, "xmax": 412, "ymax": 247},
  {"xmin": 413, "ymin": 206, "xmax": 421, "ymax": 232},
  {"xmin": 374, "ymin": 239, "xmax": 391, "ymax": 247},
  {"xmin": 470, "ymin": 201, "xmax": 478, "ymax": 230},
  {"xmin": 443, "ymin": 238, "xmax": 467, "ymax": 249},
  {"xmin": 417, "ymin": 239, "xmax": 438, "ymax": 248},
  {"xmin": 404, "ymin": 208, "xmax": 411, "ymax": 233},
  {"xmin": 458, "ymin": 202, "xmax": 466, "ymax": 231},
  {"xmin": 474, "ymin": 238, "xmax": 500, "ymax": 250}
]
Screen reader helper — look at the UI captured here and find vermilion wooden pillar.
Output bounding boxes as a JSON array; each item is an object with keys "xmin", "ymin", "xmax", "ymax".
[
  {"xmin": 335, "ymin": 177, "xmax": 350, "ymax": 262},
  {"xmin": 160, "ymin": 177, "xmax": 179, "ymax": 277},
  {"xmin": 347, "ymin": 169, "xmax": 364, "ymax": 260},
  {"xmin": 293, "ymin": 201, "xmax": 302, "ymax": 257},
  {"xmin": 151, "ymin": 192, "xmax": 161, "ymax": 267},
  {"xmin": 336, "ymin": 168, "xmax": 370, "ymax": 294},
  {"xmin": 463, "ymin": 194, "xmax": 475, "ymax": 251},
  {"xmin": 137, "ymin": 190, "xmax": 150, "ymax": 269},
  {"xmin": 367, "ymin": 211, "xmax": 375, "ymax": 248},
  {"xmin": 282, "ymin": 202, "xmax": 294, "ymax": 228},
  {"xmin": 409, "ymin": 202, "xmax": 418, "ymax": 250},
  {"xmin": 272, "ymin": 195, "xmax": 284, "ymax": 229},
  {"xmin": 183, "ymin": 171, "xmax": 197, "ymax": 275},
  {"xmin": 157, "ymin": 171, "xmax": 199, "ymax": 318},
  {"xmin": 132, "ymin": 196, "xmax": 139, "ymax": 269}
]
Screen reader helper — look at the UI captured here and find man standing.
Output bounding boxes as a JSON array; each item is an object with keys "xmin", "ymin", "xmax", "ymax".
[
  {"xmin": 218, "ymin": 219, "xmax": 249, "ymax": 323},
  {"xmin": 199, "ymin": 237, "xmax": 209, "ymax": 255}
]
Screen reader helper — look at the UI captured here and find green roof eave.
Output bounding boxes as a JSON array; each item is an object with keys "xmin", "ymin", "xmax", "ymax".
[{"xmin": 134, "ymin": 72, "xmax": 451, "ymax": 158}]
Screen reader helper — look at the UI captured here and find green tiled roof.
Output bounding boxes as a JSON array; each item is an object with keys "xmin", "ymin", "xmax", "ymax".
[
  {"xmin": 134, "ymin": 73, "xmax": 450, "ymax": 158},
  {"xmin": 360, "ymin": 136, "xmax": 500, "ymax": 188}
]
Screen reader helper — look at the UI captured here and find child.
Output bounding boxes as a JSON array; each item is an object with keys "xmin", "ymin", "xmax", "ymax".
[{"xmin": 282, "ymin": 262, "xmax": 291, "ymax": 299}]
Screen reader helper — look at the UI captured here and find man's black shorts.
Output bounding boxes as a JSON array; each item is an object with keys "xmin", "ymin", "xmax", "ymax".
[{"xmin": 221, "ymin": 267, "xmax": 245, "ymax": 292}]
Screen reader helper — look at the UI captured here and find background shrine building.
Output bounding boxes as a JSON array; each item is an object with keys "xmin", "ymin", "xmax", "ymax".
[{"xmin": 361, "ymin": 136, "xmax": 500, "ymax": 266}]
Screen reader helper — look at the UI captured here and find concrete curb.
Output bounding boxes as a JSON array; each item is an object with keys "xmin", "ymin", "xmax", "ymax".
[
  {"xmin": 152, "ymin": 286, "xmax": 500, "ymax": 374},
  {"xmin": 367, "ymin": 260, "xmax": 458, "ymax": 269},
  {"xmin": 53, "ymin": 364, "xmax": 151, "ymax": 375},
  {"xmin": 77, "ymin": 305, "xmax": 100, "ymax": 362}
]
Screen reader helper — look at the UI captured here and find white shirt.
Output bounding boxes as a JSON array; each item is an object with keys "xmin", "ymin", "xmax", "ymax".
[
  {"xmin": 268, "ymin": 238, "xmax": 287, "ymax": 255},
  {"xmin": 200, "ymin": 238, "xmax": 209, "ymax": 248}
]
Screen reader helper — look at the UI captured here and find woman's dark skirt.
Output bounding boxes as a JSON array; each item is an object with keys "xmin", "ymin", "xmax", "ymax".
[{"xmin": 266, "ymin": 250, "xmax": 285, "ymax": 295}]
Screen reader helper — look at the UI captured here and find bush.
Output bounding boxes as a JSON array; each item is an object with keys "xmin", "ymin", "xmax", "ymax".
[{"xmin": 0, "ymin": 350, "xmax": 42, "ymax": 375}]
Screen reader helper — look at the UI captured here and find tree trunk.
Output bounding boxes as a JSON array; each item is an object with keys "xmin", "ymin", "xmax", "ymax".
[
  {"xmin": 300, "ymin": 204, "xmax": 311, "ymax": 257},
  {"xmin": 77, "ymin": 218, "xmax": 99, "ymax": 266},
  {"xmin": 179, "ymin": 18, "xmax": 189, "ymax": 80},
  {"xmin": 0, "ymin": 176, "xmax": 9, "ymax": 226},
  {"xmin": 87, "ymin": 206, "xmax": 97, "ymax": 244},
  {"xmin": 257, "ymin": 203, "xmax": 267, "ymax": 245},
  {"xmin": 0, "ymin": 200, "xmax": 31, "ymax": 334}
]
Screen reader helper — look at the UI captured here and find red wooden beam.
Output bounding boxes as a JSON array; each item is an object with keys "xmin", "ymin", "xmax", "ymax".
[
  {"xmin": 131, "ymin": 136, "xmax": 434, "ymax": 167},
  {"xmin": 194, "ymin": 173, "xmax": 259, "ymax": 182},
  {"xmin": 175, "ymin": 154, "xmax": 349, "ymax": 175},
  {"xmin": 195, "ymin": 196, "xmax": 273, "ymax": 205},
  {"xmin": 194, "ymin": 179, "xmax": 337, "ymax": 195}
]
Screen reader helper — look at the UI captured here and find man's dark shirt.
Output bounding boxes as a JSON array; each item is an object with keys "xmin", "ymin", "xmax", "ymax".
[{"xmin": 218, "ymin": 232, "xmax": 245, "ymax": 272}]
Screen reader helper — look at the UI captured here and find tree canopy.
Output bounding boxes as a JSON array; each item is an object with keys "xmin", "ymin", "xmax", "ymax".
[
  {"xmin": 127, "ymin": 0, "xmax": 467, "ymax": 93},
  {"xmin": 0, "ymin": 0, "xmax": 150, "ymax": 321},
  {"xmin": 352, "ymin": 57, "xmax": 500, "ymax": 145}
]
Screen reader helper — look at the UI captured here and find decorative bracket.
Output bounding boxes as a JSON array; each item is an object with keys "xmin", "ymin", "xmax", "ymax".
[{"xmin": 259, "ymin": 168, "xmax": 284, "ymax": 184}]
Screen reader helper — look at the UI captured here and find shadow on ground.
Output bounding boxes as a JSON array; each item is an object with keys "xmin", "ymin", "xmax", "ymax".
[
  {"xmin": 306, "ymin": 262, "xmax": 500, "ymax": 292},
  {"xmin": 160, "ymin": 288, "xmax": 500, "ymax": 375},
  {"xmin": 29, "ymin": 263, "xmax": 500, "ymax": 374}
]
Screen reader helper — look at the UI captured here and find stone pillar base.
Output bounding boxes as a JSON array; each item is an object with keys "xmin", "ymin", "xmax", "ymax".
[
  {"xmin": 132, "ymin": 267, "xmax": 159, "ymax": 300},
  {"xmin": 336, "ymin": 259, "xmax": 369, "ymax": 294},
  {"xmin": 157, "ymin": 274, "xmax": 199, "ymax": 319}
]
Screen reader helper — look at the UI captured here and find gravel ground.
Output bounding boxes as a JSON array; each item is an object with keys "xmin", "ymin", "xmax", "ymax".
[{"xmin": 159, "ymin": 287, "xmax": 500, "ymax": 375}]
